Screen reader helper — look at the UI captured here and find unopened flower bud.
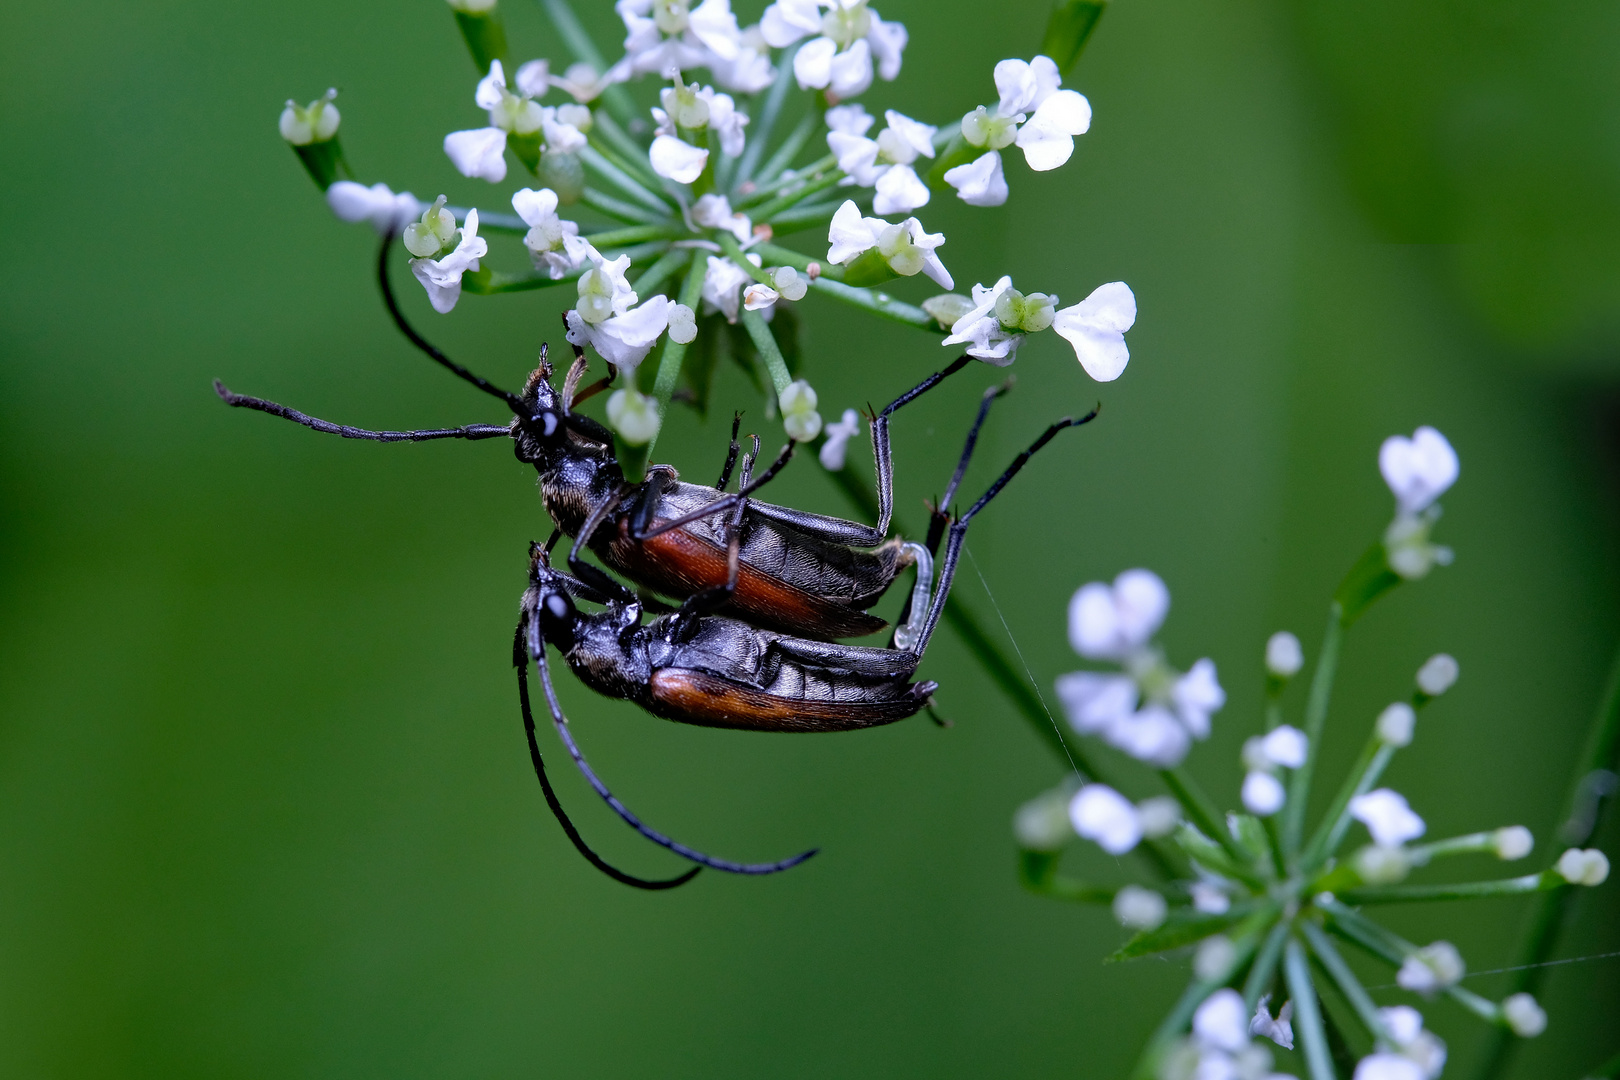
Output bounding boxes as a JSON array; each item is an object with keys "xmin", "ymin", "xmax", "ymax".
[
  {"xmin": 1377, "ymin": 702, "xmax": 1416, "ymax": 747},
  {"xmin": 1242, "ymin": 771, "xmax": 1286, "ymax": 816},
  {"xmin": 1194, "ymin": 935, "xmax": 1238, "ymax": 981},
  {"xmin": 1384, "ymin": 510, "xmax": 1454, "ymax": 580},
  {"xmin": 1136, "ymin": 796, "xmax": 1181, "ymax": 838},
  {"xmin": 779, "ymin": 380, "xmax": 823, "ymax": 442},
  {"xmin": 1014, "ymin": 784, "xmax": 1077, "ymax": 851},
  {"xmin": 922, "ymin": 293, "xmax": 975, "ymax": 329},
  {"xmin": 1355, "ymin": 844, "xmax": 1411, "ymax": 885},
  {"xmin": 1397, "ymin": 941, "xmax": 1465, "ymax": 996},
  {"xmin": 1266, "ymin": 631, "xmax": 1304, "ymax": 678},
  {"xmin": 606, "ymin": 388, "xmax": 660, "ymax": 446},
  {"xmin": 1416, "ymin": 653, "xmax": 1459, "ymax": 696},
  {"xmin": 743, "ymin": 283, "xmax": 780, "ymax": 311},
  {"xmin": 403, "ymin": 195, "xmax": 459, "ymax": 257},
  {"xmin": 876, "ymin": 222, "xmax": 925, "ymax": 277},
  {"xmin": 1113, "ymin": 885, "xmax": 1167, "ymax": 930},
  {"xmin": 279, "ymin": 88, "xmax": 340, "ymax": 144},
  {"xmin": 667, "ymin": 303, "xmax": 697, "ymax": 344},
  {"xmin": 1556, "ymin": 847, "xmax": 1610, "ymax": 886},
  {"xmin": 556, "ymin": 103, "xmax": 593, "ymax": 133},
  {"xmin": 1493, "ymin": 826, "xmax": 1533, "ymax": 860},
  {"xmin": 960, "ymin": 105, "xmax": 1017, "ymax": 150},
  {"xmin": 771, "ymin": 266, "xmax": 808, "ymax": 301},
  {"xmin": 1501, "ymin": 993, "xmax": 1547, "ymax": 1037}
]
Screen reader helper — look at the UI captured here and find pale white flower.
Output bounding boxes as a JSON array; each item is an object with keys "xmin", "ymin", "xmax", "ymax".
[
  {"xmin": 444, "ymin": 60, "xmax": 583, "ymax": 184},
  {"xmin": 945, "ymin": 55, "xmax": 1089, "ymax": 204},
  {"xmin": 279, "ymin": 88, "xmax": 339, "ymax": 144},
  {"xmin": 656, "ymin": 80, "xmax": 748, "ymax": 157},
  {"xmin": 566, "ymin": 237, "xmax": 638, "ymax": 320},
  {"xmin": 566, "ymin": 296, "xmax": 673, "ymax": 371},
  {"xmin": 743, "ymin": 283, "xmax": 779, "ymax": 312},
  {"xmin": 1350, "ymin": 789, "xmax": 1426, "ymax": 847},
  {"xmin": 606, "ymin": 387, "xmax": 662, "ymax": 445},
  {"xmin": 1353, "ymin": 1053, "xmax": 1425, "ymax": 1080},
  {"xmin": 780, "ymin": 379, "xmax": 822, "ymax": 441},
  {"xmin": 941, "ymin": 151, "xmax": 1009, "ymax": 207},
  {"xmin": 1556, "ymin": 847, "xmax": 1610, "ymax": 885},
  {"xmin": 1108, "ymin": 705, "xmax": 1193, "ymax": 768},
  {"xmin": 1055, "ymin": 672, "xmax": 1137, "ymax": 737},
  {"xmin": 1376, "ymin": 702, "xmax": 1416, "ymax": 747},
  {"xmin": 1384, "ymin": 508, "xmax": 1455, "ymax": 580},
  {"xmin": 556, "ymin": 61, "xmax": 610, "ymax": 103},
  {"xmin": 1014, "ymin": 783, "xmax": 1079, "ymax": 851},
  {"xmin": 1250, "ymin": 995, "xmax": 1295, "ymax": 1049},
  {"xmin": 701, "ymin": 253, "xmax": 757, "ymax": 322},
  {"xmin": 1396, "ymin": 941, "xmax": 1465, "ymax": 996},
  {"xmin": 326, "ymin": 181, "xmax": 421, "ymax": 234},
  {"xmin": 1377, "ymin": 1006, "xmax": 1447, "ymax": 1079},
  {"xmin": 1242, "ymin": 771, "xmax": 1286, "ymax": 816},
  {"xmin": 826, "ymin": 107, "xmax": 936, "ymax": 213},
  {"xmin": 1259, "ymin": 725, "xmax": 1308, "ymax": 768},
  {"xmin": 511, "ymin": 187, "xmax": 581, "ymax": 278},
  {"xmin": 1112, "ymin": 885, "xmax": 1166, "ymax": 930},
  {"xmin": 611, "ymin": 0, "xmax": 744, "ymax": 83},
  {"xmin": 1052, "ymin": 281, "xmax": 1136, "ymax": 382},
  {"xmin": 1380, "ymin": 426, "xmax": 1458, "ymax": 514},
  {"xmin": 1068, "ymin": 569, "xmax": 1169, "ymax": 661},
  {"xmin": 692, "ymin": 193, "xmax": 752, "ymax": 242},
  {"xmin": 1493, "ymin": 825, "xmax": 1533, "ymax": 860},
  {"xmin": 1194, "ymin": 936, "xmax": 1237, "ymax": 981},
  {"xmin": 1194, "ymin": 990, "xmax": 1249, "ymax": 1054},
  {"xmin": 1355, "ymin": 843, "xmax": 1412, "ymax": 885},
  {"xmin": 762, "ymin": 0, "xmax": 907, "ymax": 99},
  {"xmin": 1172, "ymin": 659, "xmax": 1225, "ymax": 738},
  {"xmin": 1266, "ymin": 631, "xmax": 1304, "ymax": 678},
  {"xmin": 1190, "ymin": 880, "xmax": 1230, "ymax": 914},
  {"xmin": 1415, "ymin": 654, "xmax": 1458, "ymax": 696},
  {"xmin": 1136, "ymin": 797, "xmax": 1181, "ymax": 838},
  {"xmin": 408, "ymin": 207, "xmax": 487, "ymax": 314},
  {"xmin": 1501, "ymin": 993, "xmax": 1547, "ymax": 1037},
  {"xmin": 650, "ymin": 133, "xmax": 710, "ymax": 182},
  {"xmin": 825, "ymin": 201, "xmax": 952, "ymax": 288},
  {"xmin": 444, "ymin": 125, "xmax": 511, "ymax": 183},
  {"xmin": 819, "ymin": 409, "xmax": 862, "ymax": 470},
  {"xmin": 941, "ymin": 276, "xmax": 1062, "ymax": 367},
  {"xmin": 1068, "ymin": 784, "xmax": 1140, "ymax": 854},
  {"xmin": 708, "ymin": 26, "xmax": 776, "ymax": 93},
  {"xmin": 667, "ymin": 302, "xmax": 698, "ymax": 344},
  {"xmin": 512, "ymin": 58, "xmax": 551, "ymax": 96}
]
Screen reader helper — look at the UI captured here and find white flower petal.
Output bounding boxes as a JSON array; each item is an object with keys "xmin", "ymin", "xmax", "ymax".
[
  {"xmin": 1259, "ymin": 724, "xmax": 1308, "ymax": 768},
  {"xmin": 828, "ymin": 131, "xmax": 883, "ymax": 184},
  {"xmin": 688, "ymin": 0, "xmax": 742, "ymax": 60},
  {"xmin": 1192, "ymin": 989, "xmax": 1249, "ymax": 1054},
  {"xmin": 1379, "ymin": 426, "xmax": 1459, "ymax": 514},
  {"xmin": 1015, "ymin": 89, "xmax": 1092, "ymax": 171},
  {"xmin": 649, "ymin": 134, "xmax": 709, "ymax": 183},
  {"xmin": 1109, "ymin": 705, "xmax": 1190, "ymax": 767},
  {"xmin": 1171, "ymin": 658, "xmax": 1224, "ymax": 738},
  {"xmin": 1055, "ymin": 671, "xmax": 1138, "ymax": 735},
  {"xmin": 884, "ymin": 109, "xmax": 937, "ymax": 158},
  {"xmin": 760, "ymin": 0, "xmax": 821, "ymax": 47},
  {"xmin": 872, "ymin": 164, "xmax": 930, "ymax": 214},
  {"xmin": 943, "ymin": 150, "xmax": 1008, "ymax": 207},
  {"xmin": 443, "ymin": 127, "xmax": 509, "ymax": 183},
  {"xmin": 1052, "ymin": 281, "xmax": 1137, "ymax": 382},
  {"xmin": 1353, "ymin": 1054, "xmax": 1426, "ymax": 1080},
  {"xmin": 1068, "ymin": 784, "xmax": 1141, "ymax": 854},
  {"xmin": 993, "ymin": 57, "xmax": 1040, "ymax": 118},
  {"xmin": 825, "ymin": 103, "xmax": 875, "ymax": 136},
  {"xmin": 827, "ymin": 38, "xmax": 874, "ymax": 98},
  {"xmin": 514, "ymin": 59, "xmax": 550, "ymax": 97},
  {"xmin": 826, "ymin": 199, "xmax": 878, "ymax": 263},
  {"xmin": 1350, "ymin": 789, "xmax": 1426, "ymax": 848},
  {"xmin": 1242, "ymin": 771, "xmax": 1286, "ymax": 816},
  {"xmin": 474, "ymin": 60, "xmax": 508, "ymax": 110},
  {"xmin": 511, "ymin": 186, "xmax": 560, "ymax": 227},
  {"xmin": 866, "ymin": 14, "xmax": 907, "ymax": 81},
  {"xmin": 819, "ymin": 408, "xmax": 862, "ymax": 471},
  {"xmin": 793, "ymin": 35, "xmax": 837, "ymax": 89}
]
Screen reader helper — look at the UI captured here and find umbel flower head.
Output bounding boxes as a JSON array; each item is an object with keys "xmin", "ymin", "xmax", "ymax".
[{"xmin": 945, "ymin": 55, "xmax": 1091, "ymax": 206}]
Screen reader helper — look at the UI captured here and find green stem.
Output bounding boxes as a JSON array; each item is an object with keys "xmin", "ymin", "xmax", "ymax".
[
  {"xmin": 1160, "ymin": 768, "xmax": 1249, "ymax": 866},
  {"xmin": 1242, "ymin": 921, "xmax": 1290, "ymax": 1011},
  {"xmin": 583, "ymin": 223, "xmax": 685, "ymax": 247},
  {"xmin": 1406, "ymin": 831, "xmax": 1502, "ymax": 865},
  {"xmin": 1320, "ymin": 898, "xmax": 1502, "ymax": 1023},
  {"xmin": 1018, "ymin": 850, "xmax": 1118, "ymax": 903},
  {"xmin": 642, "ymin": 249, "xmax": 708, "ymax": 460},
  {"xmin": 1581, "ymin": 1048, "xmax": 1620, "ymax": 1080},
  {"xmin": 752, "ymin": 242, "xmax": 845, "ymax": 281},
  {"xmin": 714, "ymin": 232, "xmax": 774, "ymax": 286},
  {"xmin": 807, "ymin": 278, "xmax": 940, "ymax": 333},
  {"xmin": 1301, "ymin": 737, "xmax": 1392, "ymax": 870},
  {"xmin": 766, "ymin": 200, "xmax": 844, "ymax": 237},
  {"xmin": 1339, "ymin": 870, "xmax": 1562, "ymax": 905},
  {"xmin": 737, "ymin": 152, "xmax": 839, "ymax": 209},
  {"xmin": 755, "ymin": 108, "xmax": 819, "ymax": 187},
  {"xmin": 630, "ymin": 246, "xmax": 691, "ymax": 296},
  {"xmin": 740, "ymin": 308, "xmax": 792, "ymax": 393},
  {"xmin": 1285, "ymin": 938, "xmax": 1336, "ymax": 1080},
  {"xmin": 1301, "ymin": 922, "xmax": 1392, "ymax": 1044},
  {"xmin": 461, "ymin": 243, "xmax": 668, "ymax": 294},
  {"xmin": 1477, "ymin": 640, "xmax": 1620, "ymax": 1080},
  {"xmin": 753, "ymin": 169, "xmax": 846, "ymax": 223},
  {"xmin": 589, "ymin": 115, "xmax": 664, "ymax": 188},
  {"xmin": 1284, "ymin": 607, "xmax": 1345, "ymax": 856},
  {"xmin": 580, "ymin": 186, "xmax": 666, "ymax": 225},
  {"xmin": 448, "ymin": 205, "xmax": 527, "ymax": 234},
  {"xmin": 580, "ymin": 145, "xmax": 674, "ymax": 216},
  {"xmin": 536, "ymin": 0, "xmax": 636, "ymax": 129},
  {"xmin": 732, "ymin": 43, "xmax": 801, "ymax": 187}
]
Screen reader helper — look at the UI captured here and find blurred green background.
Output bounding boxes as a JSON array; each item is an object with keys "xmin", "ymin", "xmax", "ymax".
[{"xmin": 2, "ymin": 0, "xmax": 1617, "ymax": 1076}]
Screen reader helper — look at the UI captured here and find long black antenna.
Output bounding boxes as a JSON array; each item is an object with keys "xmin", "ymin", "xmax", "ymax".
[
  {"xmin": 214, "ymin": 382, "xmax": 510, "ymax": 442},
  {"xmin": 376, "ymin": 233, "xmax": 525, "ymax": 412}
]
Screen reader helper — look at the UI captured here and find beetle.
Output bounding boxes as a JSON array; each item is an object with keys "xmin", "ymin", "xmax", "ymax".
[
  {"xmin": 515, "ymin": 401, "xmax": 1100, "ymax": 887},
  {"xmin": 213, "ymin": 233, "xmax": 979, "ymax": 644}
]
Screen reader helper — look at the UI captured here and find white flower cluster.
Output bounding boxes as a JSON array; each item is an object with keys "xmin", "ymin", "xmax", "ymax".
[
  {"xmin": 1379, "ymin": 426, "xmax": 1458, "ymax": 580},
  {"xmin": 562, "ymin": 239, "xmax": 686, "ymax": 371},
  {"xmin": 1056, "ymin": 569, "xmax": 1225, "ymax": 768},
  {"xmin": 933, "ymin": 276, "xmax": 1137, "ymax": 381},
  {"xmin": 762, "ymin": 0, "xmax": 906, "ymax": 99},
  {"xmin": 1350, "ymin": 1005, "xmax": 1447, "ymax": 1080},
  {"xmin": 445, "ymin": 61, "xmax": 588, "ymax": 184},
  {"xmin": 1159, "ymin": 989, "xmax": 1297, "ymax": 1080},
  {"xmin": 945, "ymin": 56, "xmax": 1091, "ymax": 207}
]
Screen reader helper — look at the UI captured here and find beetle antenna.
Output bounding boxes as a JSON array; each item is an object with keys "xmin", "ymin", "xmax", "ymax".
[
  {"xmin": 513, "ymin": 624, "xmax": 699, "ymax": 890},
  {"xmin": 376, "ymin": 232, "xmax": 524, "ymax": 411},
  {"xmin": 213, "ymin": 381, "xmax": 511, "ymax": 442},
  {"xmin": 525, "ymin": 615, "xmax": 817, "ymax": 875}
]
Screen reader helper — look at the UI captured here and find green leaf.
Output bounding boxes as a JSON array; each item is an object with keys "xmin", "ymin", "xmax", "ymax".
[
  {"xmin": 1040, "ymin": 0, "xmax": 1108, "ymax": 76},
  {"xmin": 452, "ymin": 9, "xmax": 508, "ymax": 72},
  {"xmin": 1333, "ymin": 541, "xmax": 1402, "ymax": 626},
  {"xmin": 1174, "ymin": 824, "xmax": 1260, "ymax": 885},
  {"xmin": 1106, "ymin": 911, "xmax": 1243, "ymax": 963},
  {"xmin": 1229, "ymin": 813, "xmax": 1275, "ymax": 874}
]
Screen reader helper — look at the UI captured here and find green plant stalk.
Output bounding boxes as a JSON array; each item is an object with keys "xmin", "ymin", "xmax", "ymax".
[
  {"xmin": 630, "ymin": 246, "xmax": 691, "ymax": 295},
  {"xmin": 806, "ymin": 278, "xmax": 938, "ymax": 332},
  {"xmin": 753, "ymin": 169, "xmax": 847, "ymax": 223},
  {"xmin": 584, "ymin": 223, "xmax": 686, "ymax": 247},
  {"xmin": 580, "ymin": 187, "xmax": 666, "ymax": 225},
  {"xmin": 736, "ymin": 153, "xmax": 838, "ymax": 209},
  {"xmin": 1242, "ymin": 921, "xmax": 1290, "ymax": 1011},
  {"xmin": 447, "ymin": 205, "xmax": 527, "ymax": 233},
  {"xmin": 766, "ymin": 201, "xmax": 843, "ymax": 237},
  {"xmin": 1161, "ymin": 768, "xmax": 1250, "ymax": 866},
  {"xmin": 585, "ymin": 134, "xmax": 672, "ymax": 202},
  {"xmin": 1477, "ymin": 639, "xmax": 1620, "ymax": 1080},
  {"xmin": 580, "ymin": 146, "xmax": 674, "ymax": 216},
  {"xmin": 1285, "ymin": 938, "xmax": 1336, "ymax": 1080},
  {"xmin": 536, "ymin": 0, "xmax": 637, "ymax": 129},
  {"xmin": 462, "ymin": 243, "xmax": 667, "ymax": 294},
  {"xmin": 739, "ymin": 308, "xmax": 792, "ymax": 393},
  {"xmin": 1283, "ymin": 607, "xmax": 1345, "ymax": 855},
  {"xmin": 1337, "ymin": 870, "xmax": 1562, "ymax": 905},
  {"xmin": 1321, "ymin": 899, "xmax": 1501, "ymax": 1023},
  {"xmin": 589, "ymin": 113, "xmax": 664, "ymax": 187},
  {"xmin": 1017, "ymin": 850, "xmax": 1118, "ymax": 903},
  {"xmin": 751, "ymin": 242, "xmax": 845, "ymax": 281},
  {"xmin": 755, "ymin": 109, "xmax": 820, "ymax": 187},
  {"xmin": 1582, "ymin": 1048, "xmax": 1620, "ymax": 1080},
  {"xmin": 732, "ymin": 44, "xmax": 800, "ymax": 186},
  {"xmin": 1301, "ymin": 921, "xmax": 1392, "ymax": 1044},
  {"xmin": 641, "ymin": 250, "xmax": 708, "ymax": 460},
  {"xmin": 452, "ymin": 9, "xmax": 508, "ymax": 71},
  {"xmin": 1406, "ymin": 831, "xmax": 1499, "ymax": 865},
  {"xmin": 714, "ymin": 233, "xmax": 774, "ymax": 286},
  {"xmin": 1301, "ymin": 737, "xmax": 1393, "ymax": 869}
]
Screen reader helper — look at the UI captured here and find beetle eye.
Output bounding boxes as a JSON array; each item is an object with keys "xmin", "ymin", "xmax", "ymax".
[
  {"xmin": 537, "ymin": 411, "xmax": 560, "ymax": 438},
  {"xmin": 538, "ymin": 589, "xmax": 578, "ymax": 650}
]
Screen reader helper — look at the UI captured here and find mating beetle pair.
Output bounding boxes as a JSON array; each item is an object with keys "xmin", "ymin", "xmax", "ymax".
[{"xmin": 217, "ymin": 234, "xmax": 1098, "ymax": 888}]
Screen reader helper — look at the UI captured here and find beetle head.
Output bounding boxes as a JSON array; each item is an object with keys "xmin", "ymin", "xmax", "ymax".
[{"xmin": 510, "ymin": 354, "xmax": 618, "ymax": 472}]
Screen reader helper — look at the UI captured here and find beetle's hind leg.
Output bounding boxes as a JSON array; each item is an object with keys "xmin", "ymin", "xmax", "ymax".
[
  {"xmin": 715, "ymin": 411, "xmax": 743, "ymax": 490},
  {"xmin": 665, "ymin": 436, "xmax": 759, "ymax": 641}
]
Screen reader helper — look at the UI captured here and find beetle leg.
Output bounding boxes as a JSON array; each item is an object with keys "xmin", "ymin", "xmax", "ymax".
[
  {"xmin": 567, "ymin": 486, "xmax": 641, "ymax": 604},
  {"xmin": 714, "ymin": 411, "xmax": 744, "ymax": 490},
  {"xmin": 512, "ymin": 606, "xmax": 700, "ymax": 890},
  {"xmin": 664, "ymin": 437, "xmax": 758, "ymax": 640},
  {"xmin": 925, "ymin": 703, "xmax": 955, "ymax": 728},
  {"xmin": 864, "ymin": 353, "xmax": 976, "ymax": 537},
  {"xmin": 525, "ymin": 609, "xmax": 818, "ymax": 875}
]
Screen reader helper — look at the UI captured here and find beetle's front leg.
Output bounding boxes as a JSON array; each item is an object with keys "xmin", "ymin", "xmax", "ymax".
[{"xmin": 567, "ymin": 485, "xmax": 640, "ymax": 604}]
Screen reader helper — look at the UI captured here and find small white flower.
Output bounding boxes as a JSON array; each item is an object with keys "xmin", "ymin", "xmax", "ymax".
[
  {"xmin": 1350, "ymin": 788, "xmax": 1426, "ymax": 847},
  {"xmin": 1396, "ymin": 941, "xmax": 1465, "ymax": 996},
  {"xmin": 408, "ymin": 207, "xmax": 487, "ymax": 314},
  {"xmin": 512, "ymin": 187, "xmax": 581, "ymax": 279},
  {"xmin": 650, "ymin": 133, "xmax": 710, "ymax": 182},
  {"xmin": 326, "ymin": 181, "xmax": 421, "ymax": 234},
  {"xmin": 763, "ymin": 0, "xmax": 907, "ymax": 99},
  {"xmin": 658, "ymin": 80, "xmax": 749, "ymax": 157},
  {"xmin": 1112, "ymin": 884, "xmax": 1166, "ymax": 930},
  {"xmin": 1377, "ymin": 1006, "xmax": 1447, "ymax": 1078},
  {"xmin": 1355, "ymin": 843, "xmax": 1411, "ymax": 885},
  {"xmin": 939, "ymin": 277, "xmax": 1060, "ymax": 366},
  {"xmin": 444, "ymin": 60, "xmax": 576, "ymax": 184},
  {"xmin": 780, "ymin": 379, "xmax": 823, "ymax": 441},
  {"xmin": 566, "ymin": 238, "xmax": 638, "ymax": 321},
  {"xmin": 692, "ymin": 193, "xmax": 753, "ymax": 242},
  {"xmin": 1194, "ymin": 936, "xmax": 1238, "ymax": 981},
  {"xmin": 667, "ymin": 302, "xmax": 698, "ymax": 344},
  {"xmin": 770, "ymin": 265, "xmax": 808, "ymax": 300},
  {"xmin": 611, "ymin": 0, "xmax": 745, "ymax": 84},
  {"xmin": 1556, "ymin": 847, "xmax": 1610, "ymax": 885},
  {"xmin": 1384, "ymin": 508, "xmax": 1455, "ymax": 581},
  {"xmin": 1379, "ymin": 1005, "xmax": 1425, "ymax": 1048},
  {"xmin": 1051, "ymin": 281, "xmax": 1136, "ymax": 382},
  {"xmin": 1380, "ymin": 426, "xmax": 1459, "ymax": 514},
  {"xmin": 827, "ymin": 107, "xmax": 936, "ymax": 214},
  {"xmin": 1172, "ymin": 659, "xmax": 1225, "ymax": 738},
  {"xmin": 1251, "ymin": 995, "xmax": 1295, "ymax": 1050},
  {"xmin": 743, "ymin": 283, "xmax": 780, "ymax": 312},
  {"xmin": 1415, "ymin": 654, "xmax": 1459, "ymax": 697},
  {"xmin": 1190, "ymin": 880, "xmax": 1230, "ymax": 914},
  {"xmin": 819, "ymin": 408, "xmax": 862, "ymax": 470},
  {"xmin": 1259, "ymin": 725, "xmax": 1308, "ymax": 769},
  {"xmin": 1353, "ymin": 1053, "xmax": 1426, "ymax": 1080},
  {"xmin": 1376, "ymin": 702, "xmax": 1416, "ymax": 747},
  {"xmin": 1501, "ymin": 993, "xmax": 1547, "ymax": 1037},
  {"xmin": 942, "ymin": 150, "xmax": 1009, "ymax": 207},
  {"xmin": 946, "ymin": 55, "xmax": 1090, "ymax": 204},
  {"xmin": 566, "ymin": 295, "xmax": 674, "ymax": 372},
  {"xmin": 1068, "ymin": 784, "xmax": 1141, "ymax": 854},
  {"xmin": 556, "ymin": 61, "xmax": 610, "ymax": 103},
  {"xmin": 1266, "ymin": 631, "xmax": 1304, "ymax": 678},
  {"xmin": 444, "ymin": 125, "xmax": 511, "ymax": 183},
  {"xmin": 1110, "ymin": 706, "xmax": 1194, "ymax": 768},
  {"xmin": 1014, "ymin": 783, "xmax": 1079, "ymax": 851},
  {"xmin": 701, "ymin": 253, "xmax": 757, "ymax": 322},
  {"xmin": 1136, "ymin": 796, "xmax": 1182, "ymax": 838},
  {"xmin": 1068, "ymin": 569, "xmax": 1169, "ymax": 661},
  {"xmin": 605, "ymin": 387, "xmax": 662, "ymax": 445},
  {"xmin": 1492, "ymin": 825, "xmax": 1533, "ymax": 860},
  {"xmin": 279, "ymin": 88, "xmax": 340, "ymax": 144},
  {"xmin": 1193, "ymin": 989, "xmax": 1249, "ymax": 1054},
  {"xmin": 708, "ymin": 26, "xmax": 776, "ymax": 93},
  {"xmin": 1242, "ymin": 771, "xmax": 1286, "ymax": 816},
  {"xmin": 825, "ymin": 201, "xmax": 952, "ymax": 288},
  {"xmin": 1055, "ymin": 671, "xmax": 1137, "ymax": 736}
]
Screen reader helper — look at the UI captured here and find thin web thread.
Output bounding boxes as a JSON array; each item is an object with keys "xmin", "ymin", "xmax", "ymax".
[
  {"xmin": 1363, "ymin": 948, "xmax": 1620, "ymax": 991},
  {"xmin": 964, "ymin": 543, "xmax": 1084, "ymax": 780}
]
